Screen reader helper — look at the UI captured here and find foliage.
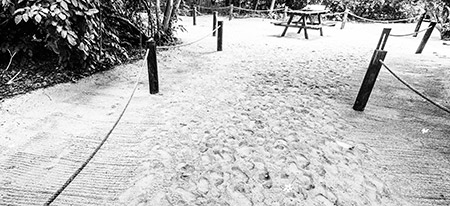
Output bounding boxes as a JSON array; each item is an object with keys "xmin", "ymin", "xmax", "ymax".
[
  {"xmin": 1, "ymin": 0, "xmax": 103, "ymax": 72},
  {"xmin": 0, "ymin": 0, "xmax": 180, "ymax": 79},
  {"xmin": 424, "ymin": 0, "xmax": 450, "ymax": 39}
]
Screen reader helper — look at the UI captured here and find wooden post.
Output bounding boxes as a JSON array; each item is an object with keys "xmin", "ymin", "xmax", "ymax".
[
  {"xmin": 413, "ymin": 12, "xmax": 426, "ymax": 37},
  {"xmin": 376, "ymin": 28, "xmax": 391, "ymax": 50},
  {"xmin": 229, "ymin": 4, "xmax": 234, "ymax": 20},
  {"xmin": 192, "ymin": 6, "xmax": 197, "ymax": 26},
  {"xmin": 147, "ymin": 40, "xmax": 159, "ymax": 94},
  {"xmin": 340, "ymin": 9, "xmax": 348, "ymax": 30},
  {"xmin": 213, "ymin": 11, "xmax": 218, "ymax": 36},
  {"xmin": 217, "ymin": 21, "xmax": 223, "ymax": 51},
  {"xmin": 353, "ymin": 50, "xmax": 388, "ymax": 111},
  {"xmin": 415, "ymin": 22, "xmax": 436, "ymax": 54},
  {"xmin": 353, "ymin": 28, "xmax": 391, "ymax": 111}
]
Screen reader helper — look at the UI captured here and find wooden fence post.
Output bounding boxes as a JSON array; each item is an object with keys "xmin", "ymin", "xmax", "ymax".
[
  {"xmin": 213, "ymin": 11, "xmax": 218, "ymax": 36},
  {"xmin": 147, "ymin": 40, "xmax": 159, "ymax": 94},
  {"xmin": 229, "ymin": 4, "xmax": 234, "ymax": 20},
  {"xmin": 353, "ymin": 50, "xmax": 388, "ymax": 111},
  {"xmin": 413, "ymin": 12, "xmax": 426, "ymax": 37},
  {"xmin": 340, "ymin": 9, "xmax": 348, "ymax": 30},
  {"xmin": 192, "ymin": 6, "xmax": 197, "ymax": 26},
  {"xmin": 353, "ymin": 28, "xmax": 391, "ymax": 111},
  {"xmin": 217, "ymin": 21, "xmax": 223, "ymax": 51},
  {"xmin": 416, "ymin": 22, "xmax": 436, "ymax": 54},
  {"xmin": 375, "ymin": 28, "xmax": 391, "ymax": 50}
]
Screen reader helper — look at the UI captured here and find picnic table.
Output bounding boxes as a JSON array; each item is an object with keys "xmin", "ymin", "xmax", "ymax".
[{"xmin": 274, "ymin": 9, "xmax": 329, "ymax": 39}]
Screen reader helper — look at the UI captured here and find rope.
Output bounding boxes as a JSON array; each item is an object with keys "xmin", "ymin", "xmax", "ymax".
[
  {"xmin": 233, "ymin": 6, "xmax": 284, "ymax": 13},
  {"xmin": 379, "ymin": 60, "xmax": 450, "ymax": 114},
  {"xmin": 389, "ymin": 25, "xmax": 433, "ymax": 37},
  {"xmin": 347, "ymin": 11, "xmax": 417, "ymax": 23},
  {"xmin": 197, "ymin": 5, "xmax": 230, "ymax": 10},
  {"xmin": 157, "ymin": 25, "xmax": 221, "ymax": 49},
  {"xmin": 323, "ymin": 11, "xmax": 345, "ymax": 17},
  {"xmin": 43, "ymin": 49, "xmax": 150, "ymax": 205}
]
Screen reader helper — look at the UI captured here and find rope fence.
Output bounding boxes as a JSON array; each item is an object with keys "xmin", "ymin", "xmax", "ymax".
[
  {"xmin": 379, "ymin": 60, "xmax": 450, "ymax": 114},
  {"xmin": 195, "ymin": 5, "xmax": 286, "ymax": 14},
  {"xmin": 389, "ymin": 25, "xmax": 433, "ymax": 37},
  {"xmin": 197, "ymin": 5, "xmax": 230, "ymax": 10},
  {"xmin": 44, "ymin": 49, "xmax": 150, "ymax": 205},
  {"xmin": 157, "ymin": 25, "xmax": 221, "ymax": 49},
  {"xmin": 347, "ymin": 11, "xmax": 418, "ymax": 23},
  {"xmin": 233, "ymin": 6, "xmax": 285, "ymax": 13},
  {"xmin": 353, "ymin": 27, "xmax": 447, "ymax": 114}
]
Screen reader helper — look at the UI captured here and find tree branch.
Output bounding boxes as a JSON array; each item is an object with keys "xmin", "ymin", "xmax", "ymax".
[
  {"xmin": 1, "ymin": 49, "xmax": 17, "ymax": 76},
  {"xmin": 109, "ymin": 15, "xmax": 150, "ymax": 40}
]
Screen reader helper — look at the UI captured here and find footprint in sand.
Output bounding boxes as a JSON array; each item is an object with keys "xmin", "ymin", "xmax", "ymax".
[
  {"xmin": 226, "ymin": 184, "xmax": 252, "ymax": 206},
  {"xmin": 196, "ymin": 177, "xmax": 210, "ymax": 194}
]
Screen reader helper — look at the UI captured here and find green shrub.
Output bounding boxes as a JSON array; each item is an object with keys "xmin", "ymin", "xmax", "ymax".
[{"xmin": 0, "ymin": 0, "xmax": 169, "ymax": 75}]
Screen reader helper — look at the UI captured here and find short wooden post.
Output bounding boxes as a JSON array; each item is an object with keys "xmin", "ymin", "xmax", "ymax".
[
  {"xmin": 415, "ymin": 22, "xmax": 436, "ymax": 54},
  {"xmin": 413, "ymin": 12, "xmax": 426, "ymax": 37},
  {"xmin": 229, "ymin": 4, "xmax": 234, "ymax": 20},
  {"xmin": 192, "ymin": 6, "xmax": 197, "ymax": 26},
  {"xmin": 283, "ymin": 6, "xmax": 288, "ymax": 20},
  {"xmin": 217, "ymin": 21, "xmax": 223, "ymax": 51},
  {"xmin": 340, "ymin": 9, "xmax": 348, "ymax": 30},
  {"xmin": 353, "ymin": 50, "xmax": 388, "ymax": 111},
  {"xmin": 213, "ymin": 11, "xmax": 218, "ymax": 36},
  {"xmin": 147, "ymin": 40, "xmax": 159, "ymax": 94}
]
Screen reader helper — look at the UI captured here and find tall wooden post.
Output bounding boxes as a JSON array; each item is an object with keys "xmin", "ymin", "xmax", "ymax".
[
  {"xmin": 413, "ymin": 12, "xmax": 426, "ymax": 37},
  {"xmin": 213, "ymin": 11, "xmax": 218, "ymax": 36},
  {"xmin": 192, "ymin": 6, "xmax": 197, "ymax": 26},
  {"xmin": 416, "ymin": 22, "xmax": 436, "ymax": 54},
  {"xmin": 229, "ymin": 4, "xmax": 234, "ymax": 20},
  {"xmin": 353, "ymin": 50, "xmax": 388, "ymax": 111},
  {"xmin": 147, "ymin": 40, "xmax": 159, "ymax": 94},
  {"xmin": 340, "ymin": 9, "xmax": 348, "ymax": 30},
  {"xmin": 353, "ymin": 28, "xmax": 391, "ymax": 111},
  {"xmin": 217, "ymin": 21, "xmax": 223, "ymax": 51},
  {"xmin": 375, "ymin": 28, "xmax": 391, "ymax": 50}
]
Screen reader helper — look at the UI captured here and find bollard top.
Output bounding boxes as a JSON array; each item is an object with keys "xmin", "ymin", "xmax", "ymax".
[{"xmin": 146, "ymin": 38, "xmax": 156, "ymax": 48}]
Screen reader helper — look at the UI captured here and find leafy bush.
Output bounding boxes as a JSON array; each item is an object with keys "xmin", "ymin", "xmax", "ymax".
[
  {"xmin": 1, "ymin": 0, "xmax": 104, "ymax": 72},
  {"xmin": 0, "ymin": 0, "xmax": 178, "ymax": 77}
]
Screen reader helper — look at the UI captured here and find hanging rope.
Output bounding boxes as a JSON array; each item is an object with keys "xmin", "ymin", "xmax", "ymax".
[
  {"xmin": 347, "ymin": 11, "xmax": 418, "ymax": 23},
  {"xmin": 389, "ymin": 25, "xmax": 434, "ymax": 37},
  {"xmin": 196, "ymin": 5, "xmax": 284, "ymax": 13},
  {"xmin": 44, "ymin": 49, "xmax": 150, "ymax": 205},
  {"xmin": 197, "ymin": 5, "xmax": 231, "ymax": 10},
  {"xmin": 379, "ymin": 60, "xmax": 450, "ymax": 114},
  {"xmin": 157, "ymin": 26, "xmax": 221, "ymax": 49},
  {"xmin": 233, "ymin": 6, "xmax": 284, "ymax": 13}
]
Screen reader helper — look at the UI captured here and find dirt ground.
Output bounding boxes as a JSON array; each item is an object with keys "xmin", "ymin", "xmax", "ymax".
[{"xmin": 0, "ymin": 15, "xmax": 449, "ymax": 205}]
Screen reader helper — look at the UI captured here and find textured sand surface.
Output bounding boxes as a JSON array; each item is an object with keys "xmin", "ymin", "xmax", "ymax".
[{"xmin": 0, "ymin": 15, "xmax": 449, "ymax": 205}]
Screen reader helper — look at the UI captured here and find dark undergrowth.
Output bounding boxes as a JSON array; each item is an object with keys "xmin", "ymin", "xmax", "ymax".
[{"xmin": 0, "ymin": 49, "xmax": 143, "ymax": 102}]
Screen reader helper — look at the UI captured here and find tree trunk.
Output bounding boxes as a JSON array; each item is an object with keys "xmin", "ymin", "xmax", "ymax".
[
  {"xmin": 269, "ymin": 0, "xmax": 275, "ymax": 13},
  {"xmin": 162, "ymin": 0, "xmax": 174, "ymax": 32},
  {"xmin": 171, "ymin": 0, "xmax": 182, "ymax": 19},
  {"xmin": 253, "ymin": 0, "xmax": 259, "ymax": 10},
  {"xmin": 155, "ymin": 0, "xmax": 162, "ymax": 31}
]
